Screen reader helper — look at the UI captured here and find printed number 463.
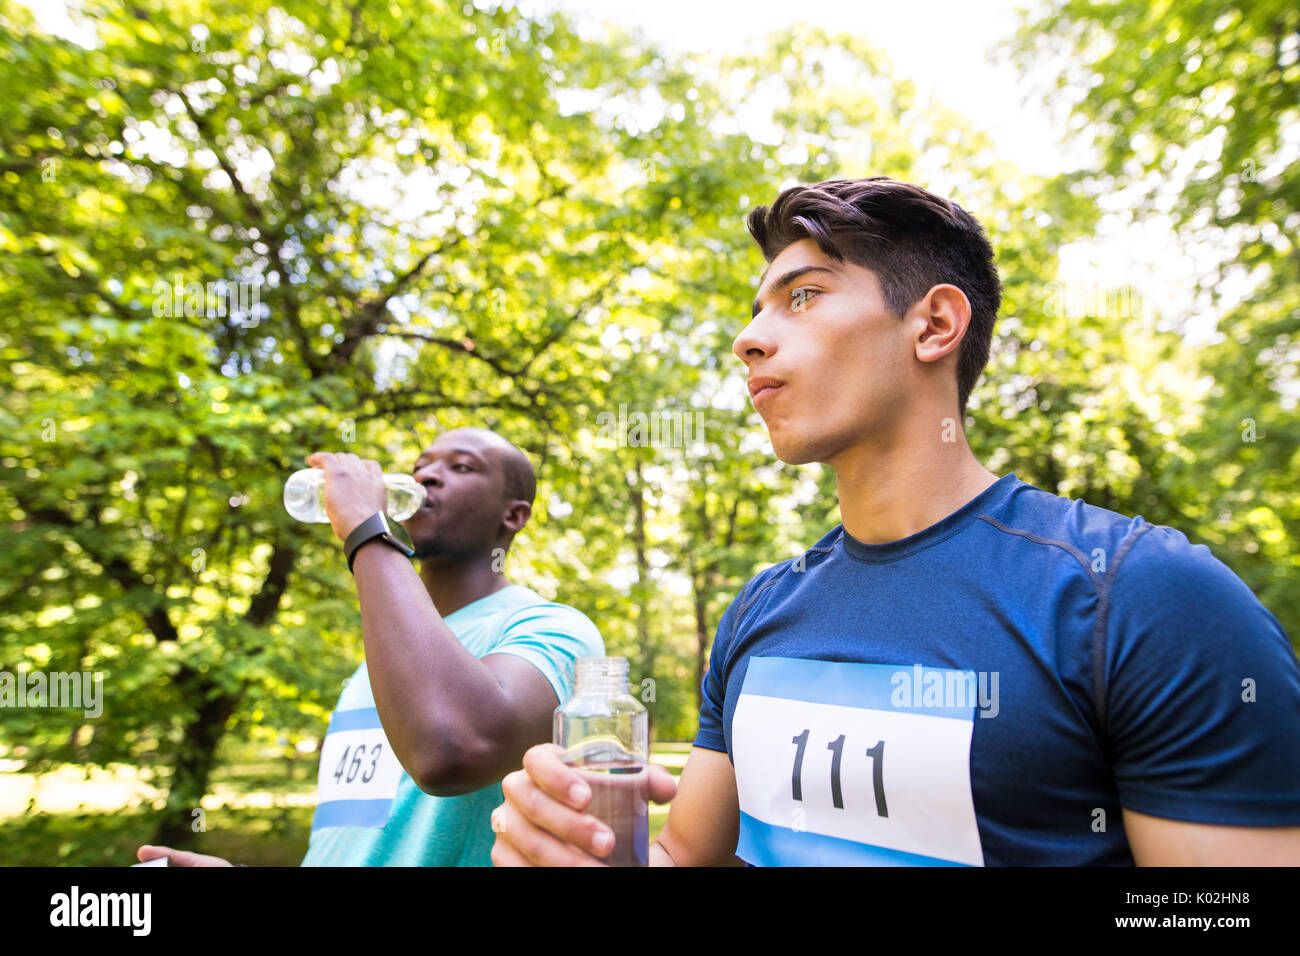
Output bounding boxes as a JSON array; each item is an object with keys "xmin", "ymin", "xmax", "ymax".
[
  {"xmin": 333, "ymin": 743, "xmax": 383, "ymax": 785},
  {"xmin": 791, "ymin": 729, "xmax": 887, "ymax": 816}
]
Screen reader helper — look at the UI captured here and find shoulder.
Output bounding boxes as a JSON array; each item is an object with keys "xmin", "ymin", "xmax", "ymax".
[
  {"xmin": 487, "ymin": 587, "xmax": 605, "ymax": 702},
  {"xmin": 719, "ymin": 525, "xmax": 843, "ymax": 643},
  {"xmin": 976, "ymin": 480, "xmax": 1152, "ymax": 588},
  {"xmin": 1105, "ymin": 522, "xmax": 1285, "ymax": 638},
  {"xmin": 1112, "ymin": 522, "xmax": 1249, "ymax": 592},
  {"xmin": 496, "ymin": 585, "xmax": 603, "ymax": 644},
  {"xmin": 1093, "ymin": 520, "xmax": 1300, "ymax": 823},
  {"xmin": 1096, "ymin": 513, "xmax": 1295, "ymax": 735},
  {"xmin": 988, "ymin": 484, "xmax": 1287, "ymax": 648},
  {"xmin": 980, "ymin": 480, "xmax": 1272, "ymax": 616}
]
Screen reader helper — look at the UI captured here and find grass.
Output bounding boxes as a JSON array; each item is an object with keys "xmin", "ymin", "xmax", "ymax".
[{"xmin": 0, "ymin": 805, "xmax": 314, "ymax": 867}]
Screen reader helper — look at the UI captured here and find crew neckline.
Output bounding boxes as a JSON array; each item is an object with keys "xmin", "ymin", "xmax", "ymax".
[{"xmin": 839, "ymin": 472, "xmax": 1022, "ymax": 564}]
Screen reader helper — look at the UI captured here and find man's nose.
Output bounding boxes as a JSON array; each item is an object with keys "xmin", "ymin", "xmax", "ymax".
[
  {"xmin": 413, "ymin": 462, "xmax": 443, "ymax": 485},
  {"xmin": 733, "ymin": 316, "xmax": 776, "ymax": 363}
]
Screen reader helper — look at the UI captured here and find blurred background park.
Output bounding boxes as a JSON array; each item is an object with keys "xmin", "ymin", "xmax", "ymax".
[{"xmin": 0, "ymin": 0, "xmax": 1296, "ymax": 865}]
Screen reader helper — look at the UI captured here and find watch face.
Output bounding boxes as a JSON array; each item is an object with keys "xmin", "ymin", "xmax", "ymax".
[{"xmin": 380, "ymin": 515, "xmax": 416, "ymax": 554}]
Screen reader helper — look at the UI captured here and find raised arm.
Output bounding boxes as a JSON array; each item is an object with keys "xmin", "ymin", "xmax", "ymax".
[{"xmin": 352, "ymin": 541, "xmax": 560, "ymax": 795}]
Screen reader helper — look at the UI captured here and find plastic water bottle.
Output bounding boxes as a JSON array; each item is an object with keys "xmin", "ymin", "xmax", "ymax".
[
  {"xmin": 282, "ymin": 468, "xmax": 426, "ymax": 523},
  {"xmin": 554, "ymin": 657, "xmax": 649, "ymax": 867}
]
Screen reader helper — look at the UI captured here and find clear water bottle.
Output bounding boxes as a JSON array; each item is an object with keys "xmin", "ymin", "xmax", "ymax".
[
  {"xmin": 282, "ymin": 467, "xmax": 427, "ymax": 523},
  {"xmin": 554, "ymin": 657, "xmax": 649, "ymax": 867}
]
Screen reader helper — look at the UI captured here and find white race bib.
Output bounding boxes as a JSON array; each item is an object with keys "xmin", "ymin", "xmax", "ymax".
[
  {"xmin": 311, "ymin": 707, "xmax": 405, "ymax": 831},
  {"xmin": 732, "ymin": 657, "xmax": 984, "ymax": 866}
]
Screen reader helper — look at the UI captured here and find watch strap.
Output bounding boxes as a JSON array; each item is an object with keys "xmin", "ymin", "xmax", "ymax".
[{"xmin": 344, "ymin": 512, "xmax": 416, "ymax": 573}]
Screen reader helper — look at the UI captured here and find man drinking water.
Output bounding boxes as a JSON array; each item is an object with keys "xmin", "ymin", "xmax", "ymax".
[{"xmin": 140, "ymin": 427, "xmax": 603, "ymax": 866}]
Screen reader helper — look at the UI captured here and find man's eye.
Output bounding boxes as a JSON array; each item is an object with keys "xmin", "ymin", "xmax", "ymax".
[
  {"xmin": 790, "ymin": 288, "xmax": 819, "ymax": 312},
  {"xmin": 453, "ymin": 463, "xmax": 473, "ymax": 472}
]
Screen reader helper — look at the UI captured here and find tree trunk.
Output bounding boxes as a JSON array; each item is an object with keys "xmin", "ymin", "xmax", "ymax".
[
  {"xmin": 151, "ymin": 668, "xmax": 241, "ymax": 848},
  {"xmin": 631, "ymin": 460, "xmax": 655, "ymax": 746},
  {"xmin": 152, "ymin": 536, "xmax": 297, "ymax": 848}
]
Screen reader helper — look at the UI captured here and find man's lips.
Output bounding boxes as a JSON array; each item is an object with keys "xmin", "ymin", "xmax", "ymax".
[{"xmin": 748, "ymin": 376, "xmax": 786, "ymax": 406}]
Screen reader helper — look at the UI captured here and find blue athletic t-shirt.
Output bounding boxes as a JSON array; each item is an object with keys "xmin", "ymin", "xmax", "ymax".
[{"xmin": 695, "ymin": 473, "xmax": 1300, "ymax": 866}]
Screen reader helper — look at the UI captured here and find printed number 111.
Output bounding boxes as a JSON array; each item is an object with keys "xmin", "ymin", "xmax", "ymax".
[{"xmin": 791, "ymin": 729, "xmax": 888, "ymax": 817}]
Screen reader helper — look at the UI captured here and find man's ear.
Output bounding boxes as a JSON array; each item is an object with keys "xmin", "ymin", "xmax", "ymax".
[
  {"xmin": 912, "ymin": 284, "xmax": 971, "ymax": 364},
  {"xmin": 501, "ymin": 500, "xmax": 531, "ymax": 536}
]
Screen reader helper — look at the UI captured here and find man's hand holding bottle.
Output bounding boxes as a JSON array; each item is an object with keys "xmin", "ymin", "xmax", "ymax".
[{"xmin": 489, "ymin": 743, "xmax": 678, "ymax": 867}]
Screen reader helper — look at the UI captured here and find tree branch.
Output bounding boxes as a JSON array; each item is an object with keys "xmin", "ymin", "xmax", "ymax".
[
  {"xmin": 174, "ymin": 87, "xmax": 323, "ymax": 377},
  {"xmin": 334, "ymin": 232, "xmax": 470, "ymax": 364},
  {"xmin": 375, "ymin": 330, "xmax": 525, "ymax": 381},
  {"xmin": 517, "ymin": 274, "xmax": 619, "ymax": 377},
  {"xmin": 355, "ymin": 393, "xmax": 551, "ymax": 426},
  {"xmin": 244, "ymin": 532, "xmax": 299, "ymax": 629}
]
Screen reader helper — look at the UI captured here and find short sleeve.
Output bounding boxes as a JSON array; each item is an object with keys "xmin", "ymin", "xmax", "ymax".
[
  {"xmin": 488, "ymin": 602, "xmax": 605, "ymax": 707},
  {"xmin": 1104, "ymin": 524, "xmax": 1300, "ymax": 825},
  {"xmin": 694, "ymin": 594, "xmax": 742, "ymax": 754}
]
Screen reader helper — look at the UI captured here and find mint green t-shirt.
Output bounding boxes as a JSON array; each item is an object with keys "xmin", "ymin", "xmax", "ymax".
[{"xmin": 300, "ymin": 584, "xmax": 604, "ymax": 867}]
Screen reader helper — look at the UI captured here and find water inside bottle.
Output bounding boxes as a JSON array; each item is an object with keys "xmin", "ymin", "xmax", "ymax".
[
  {"xmin": 560, "ymin": 737, "xmax": 649, "ymax": 867},
  {"xmin": 283, "ymin": 469, "xmax": 329, "ymax": 522},
  {"xmin": 577, "ymin": 761, "xmax": 650, "ymax": 867},
  {"xmin": 385, "ymin": 479, "xmax": 425, "ymax": 520},
  {"xmin": 283, "ymin": 468, "xmax": 426, "ymax": 523}
]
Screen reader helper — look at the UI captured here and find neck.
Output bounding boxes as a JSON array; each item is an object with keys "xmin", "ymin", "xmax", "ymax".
[
  {"xmin": 417, "ymin": 552, "xmax": 512, "ymax": 616},
  {"xmin": 830, "ymin": 411, "xmax": 997, "ymax": 545}
]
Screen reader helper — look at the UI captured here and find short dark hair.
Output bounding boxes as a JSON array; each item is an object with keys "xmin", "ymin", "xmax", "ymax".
[
  {"xmin": 746, "ymin": 177, "xmax": 1002, "ymax": 414},
  {"xmin": 500, "ymin": 444, "xmax": 536, "ymax": 507}
]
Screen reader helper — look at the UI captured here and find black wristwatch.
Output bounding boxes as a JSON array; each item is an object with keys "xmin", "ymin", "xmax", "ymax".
[{"xmin": 344, "ymin": 512, "xmax": 416, "ymax": 573}]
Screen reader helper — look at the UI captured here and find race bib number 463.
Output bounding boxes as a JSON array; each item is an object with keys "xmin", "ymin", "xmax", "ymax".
[
  {"xmin": 311, "ymin": 707, "xmax": 404, "ymax": 831},
  {"xmin": 733, "ymin": 657, "xmax": 984, "ymax": 866}
]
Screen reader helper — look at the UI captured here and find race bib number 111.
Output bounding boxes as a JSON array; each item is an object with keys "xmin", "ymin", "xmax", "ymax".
[{"xmin": 732, "ymin": 657, "xmax": 984, "ymax": 866}]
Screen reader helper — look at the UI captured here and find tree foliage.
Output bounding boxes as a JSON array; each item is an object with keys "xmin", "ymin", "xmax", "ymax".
[
  {"xmin": 1012, "ymin": 0, "xmax": 1300, "ymax": 642},
  {"xmin": 2, "ymin": 0, "xmax": 1292, "ymax": 859}
]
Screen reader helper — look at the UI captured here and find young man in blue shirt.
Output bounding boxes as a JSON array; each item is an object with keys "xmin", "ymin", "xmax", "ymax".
[{"xmin": 490, "ymin": 178, "xmax": 1300, "ymax": 866}]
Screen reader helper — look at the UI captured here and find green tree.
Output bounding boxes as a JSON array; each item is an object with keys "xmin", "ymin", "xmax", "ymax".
[
  {"xmin": 2, "ymin": 0, "xmax": 1135, "ymax": 865},
  {"xmin": 1011, "ymin": 0, "xmax": 1300, "ymax": 644},
  {"xmin": 0, "ymin": 0, "xmax": 745, "ymax": 845}
]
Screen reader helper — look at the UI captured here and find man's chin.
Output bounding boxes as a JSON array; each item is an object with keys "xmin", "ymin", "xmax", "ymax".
[
  {"xmin": 410, "ymin": 537, "xmax": 481, "ymax": 565},
  {"xmin": 767, "ymin": 427, "xmax": 823, "ymax": 467},
  {"xmin": 408, "ymin": 532, "xmax": 446, "ymax": 561}
]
